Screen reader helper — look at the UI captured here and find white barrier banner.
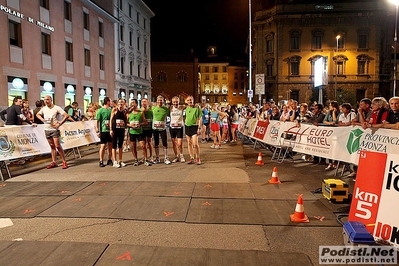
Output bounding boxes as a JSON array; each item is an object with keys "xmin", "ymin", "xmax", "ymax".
[
  {"xmin": 0, "ymin": 121, "xmax": 100, "ymax": 161},
  {"xmin": 239, "ymin": 118, "xmax": 399, "ymax": 164}
]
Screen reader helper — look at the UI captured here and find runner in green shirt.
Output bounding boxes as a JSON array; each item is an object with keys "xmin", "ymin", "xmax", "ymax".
[
  {"xmin": 152, "ymin": 95, "xmax": 171, "ymax": 164},
  {"xmin": 184, "ymin": 95, "xmax": 203, "ymax": 165}
]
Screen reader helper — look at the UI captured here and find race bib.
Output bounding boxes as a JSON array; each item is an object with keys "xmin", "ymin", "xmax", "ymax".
[
  {"xmin": 130, "ymin": 121, "xmax": 140, "ymax": 129},
  {"xmin": 115, "ymin": 119, "xmax": 125, "ymax": 128},
  {"xmin": 104, "ymin": 120, "xmax": 110, "ymax": 130},
  {"xmin": 211, "ymin": 118, "xmax": 217, "ymax": 124},
  {"xmin": 171, "ymin": 122, "xmax": 182, "ymax": 128},
  {"xmin": 153, "ymin": 120, "xmax": 166, "ymax": 129}
]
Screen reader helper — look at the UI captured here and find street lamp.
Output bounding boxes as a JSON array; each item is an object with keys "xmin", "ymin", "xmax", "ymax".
[
  {"xmin": 335, "ymin": 35, "xmax": 340, "ymax": 100},
  {"xmin": 389, "ymin": 0, "xmax": 399, "ymax": 97}
]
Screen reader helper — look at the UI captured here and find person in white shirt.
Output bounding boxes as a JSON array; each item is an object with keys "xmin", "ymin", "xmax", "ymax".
[
  {"xmin": 169, "ymin": 96, "xmax": 186, "ymax": 163},
  {"xmin": 36, "ymin": 96, "xmax": 70, "ymax": 169}
]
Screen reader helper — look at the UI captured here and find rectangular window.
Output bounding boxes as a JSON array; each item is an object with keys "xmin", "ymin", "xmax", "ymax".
[
  {"xmin": 266, "ymin": 39, "xmax": 273, "ymax": 52},
  {"xmin": 83, "ymin": 12, "xmax": 89, "ymax": 30},
  {"xmin": 337, "ymin": 62, "xmax": 344, "ymax": 75},
  {"xmin": 312, "ymin": 36, "xmax": 322, "ymax": 50},
  {"xmin": 129, "ymin": 4, "xmax": 132, "ymax": 17},
  {"xmin": 223, "ymin": 66, "xmax": 227, "ymax": 72},
  {"xmin": 337, "ymin": 38, "xmax": 344, "ymax": 49},
  {"xmin": 358, "ymin": 35, "xmax": 368, "ymax": 49},
  {"xmin": 290, "ymin": 36, "xmax": 299, "ymax": 50},
  {"xmin": 136, "ymin": 12, "xmax": 140, "ymax": 24},
  {"xmin": 65, "ymin": 41, "xmax": 73, "ymax": 61},
  {"xmin": 9, "ymin": 20, "xmax": 22, "ymax": 47},
  {"xmin": 358, "ymin": 61, "xmax": 366, "ymax": 74},
  {"xmin": 99, "ymin": 54, "xmax": 104, "ymax": 70},
  {"xmin": 144, "ymin": 18, "xmax": 146, "ymax": 30},
  {"xmin": 120, "ymin": 25, "xmax": 124, "ymax": 41},
  {"xmin": 205, "ymin": 66, "xmax": 209, "ymax": 72},
  {"xmin": 64, "ymin": 1, "xmax": 71, "ymax": 21},
  {"xmin": 129, "ymin": 31, "xmax": 133, "ymax": 46},
  {"xmin": 213, "ymin": 66, "xmax": 218, "ymax": 72},
  {"xmin": 137, "ymin": 36, "xmax": 140, "ymax": 50},
  {"xmin": 129, "ymin": 61, "xmax": 133, "ymax": 75},
  {"xmin": 291, "ymin": 62, "xmax": 299, "ymax": 75},
  {"xmin": 144, "ymin": 41, "xmax": 147, "ymax": 54},
  {"xmin": 137, "ymin": 64, "xmax": 141, "ymax": 77},
  {"xmin": 84, "ymin": 48, "xmax": 90, "ymax": 66},
  {"xmin": 99, "ymin": 21, "xmax": 103, "ymax": 38},
  {"xmin": 120, "ymin": 57, "xmax": 124, "ymax": 74},
  {"xmin": 267, "ymin": 64, "xmax": 273, "ymax": 76},
  {"xmin": 40, "ymin": 0, "xmax": 49, "ymax": 9},
  {"xmin": 119, "ymin": 0, "xmax": 123, "ymax": 10},
  {"xmin": 41, "ymin": 32, "xmax": 51, "ymax": 55}
]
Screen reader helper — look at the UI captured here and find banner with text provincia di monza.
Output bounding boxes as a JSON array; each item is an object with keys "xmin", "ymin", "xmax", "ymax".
[{"xmin": 349, "ymin": 150, "xmax": 399, "ymax": 249}]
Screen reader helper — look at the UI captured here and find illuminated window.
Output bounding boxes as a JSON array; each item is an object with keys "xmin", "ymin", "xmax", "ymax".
[{"xmin": 311, "ymin": 29, "xmax": 324, "ymax": 50}]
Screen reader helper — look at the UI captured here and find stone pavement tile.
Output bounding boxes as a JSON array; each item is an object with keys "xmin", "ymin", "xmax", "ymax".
[
  {"xmin": 76, "ymin": 181, "xmax": 142, "ymax": 196},
  {"xmin": 0, "ymin": 241, "xmax": 106, "ymax": 266},
  {"xmin": 256, "ymin": 200, "xmax": 341, "ymax": 226},
  {"xmin": 12, "ymin": 181, "xmax": 92, "ymax": 196},
  {"xmin": 0, "ymin": 196, "xmax": 66, "ymax": 218},
  {"xmin": 110, "ymin": 196, "xmax": 190, "ymax": 221},
  {"xmin": 38, "ymin": 195, "xmax": 128, "ymax": 218},
  {"xmin": 186, "ymin": 198, "xmax": 264, "ymax": 224},
  {"xmin": 130, "ymin": 181, "xmax": 195, "ymax": 197},
  {"xmin": 250, "ymin": 182, "xmax": 317, "ymax": 200},
  {"xmin": 193, "ymin": 183, "xmax": 254, "ymax": 199}
]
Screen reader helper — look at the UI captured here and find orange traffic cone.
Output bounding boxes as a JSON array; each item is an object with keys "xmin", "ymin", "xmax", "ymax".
[
  {"xmin": 268, "ymin": 167, "xmax": 281, "ymax": 184},
  {"xmin": 255, "ymin": 152, "xmax": 264, "ymax": 165},
  {"xmin": 290, "ymin": 195, "xmax": 309, "ymax": 223}
]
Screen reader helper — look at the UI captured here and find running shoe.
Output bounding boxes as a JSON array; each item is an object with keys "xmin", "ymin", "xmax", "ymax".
[
  {"xmin": 210, "ymin": 144, "xmax": 216, "ymax": 148},
  {"xmin": 187, "ymin": 158, "xmax": 195, "ymax": 164},
  {"xmin": 120, "ymin": 161, "xmax": 127, "ymax": 167},
  {"xmin": 99, "ymin": 161, "xmax": 105, "ymax": 167},
  {"xmin": 172, "ymin": 157, "xmax": 179, "ymax": 163},
  {"xmin": 107, "ymin": 159, "xmax": 113, "ymax": 166},
  {"xmin": 196, "ymin": 158, "xmax": 201, "ymax": 165},
  {"xmin": 216, "ymin": 145, "xmax": 221, "ymax": 149},
  {"xmin": 164, "ymin": 158, "xmax": 171, "ymax": 165},
  {"xmin": 113, "ymin": 161, "xmax": 121, "ymax": 168},
  {"xmin": 133, "ymin": 160, "xmax": 139, "ymax": 166},
  {"xmin": 62, "ymin": 161, "xmax": 68, "ymax": 169},
  {"xmin": 153, "ymin": 157, "xmax": 160, "ymax": 164},
  {"xmin": 144, "ymin": 160, "xmax": 152, "ymax": 166},
  {"xmin": 46, "ymin": 162, "xmax": 57, "ymax": 169},
  {"xmin": 201, "ymin": 139, "xmax": 207, "ymax": 144},
  {"xmin": 179, "ymin": 154, "xmax": 186, "ymax": 163}
]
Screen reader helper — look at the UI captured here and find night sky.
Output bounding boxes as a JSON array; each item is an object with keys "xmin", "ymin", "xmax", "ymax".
[{"xmin": 143, "ymin": 0, "xmax": 250, "ymax": 60}]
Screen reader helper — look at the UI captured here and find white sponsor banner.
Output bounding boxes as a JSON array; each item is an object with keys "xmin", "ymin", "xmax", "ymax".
[
  {"xmin": 239, "ymin": 118, "xmax": 399, "ymax": 164},
  {"xmin": 0, "ymin": 121, "xmax": 99, "ymax": 161}
]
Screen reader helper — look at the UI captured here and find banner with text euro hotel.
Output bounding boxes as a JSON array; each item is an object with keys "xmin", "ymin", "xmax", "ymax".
[
  {"xmin": 239, "ymin": 118, "xmax": 399, "ymax": 248},
  {"xmin": 0, "ymin": 121, "xmax": 99, "ymax": 161}
]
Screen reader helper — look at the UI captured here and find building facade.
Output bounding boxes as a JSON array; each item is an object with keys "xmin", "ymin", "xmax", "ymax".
[
  {"xmin": 114, "ymin": 0, "xmax": 154, "ymax": 106},
  {"xmin": 0, "ymin": 0, "xmax": 117, "ymax": 112},
  {"xmin": 151, "ymin": 55, "xmax": 199, "ymax": 104},
  {"xmin": 252, "ymin": 0, "xmax": 393, "ymax": 106}
]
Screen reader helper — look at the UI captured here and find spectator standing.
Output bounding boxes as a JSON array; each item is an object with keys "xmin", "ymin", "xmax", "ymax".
[
  {"xmin": 33, "ymin": 100, "xmax": 45, "ymax": 124},
  {"xmin": 201, "ymin": 103, "xmax": 211, "ymax": 143},
  {"xmin": 36, "ymin": 95, "xmax": 69, "ymax": 169},
  {"xmin": 0, "ymin": 96, "xmax": 35, "ymax": 126},
  {"xmin": 64, "ymin": 102, "xmax": 78, "ymax": 120},
  {"xmin": 21, "ymin": 99, "xmax": 34, "ymax": 124}
]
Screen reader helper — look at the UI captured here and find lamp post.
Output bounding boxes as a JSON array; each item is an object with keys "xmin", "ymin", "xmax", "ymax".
[
  {"xmin": 248, "ymin": 0, "xmax": 252, "ymax": 103},
  {"xmin": 389, "ymin": 0, "xmax": 399, "ymax": 97},
  {"xmin": 335, "ymin": 35, "xmax": 340, "ymax": 100}
]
